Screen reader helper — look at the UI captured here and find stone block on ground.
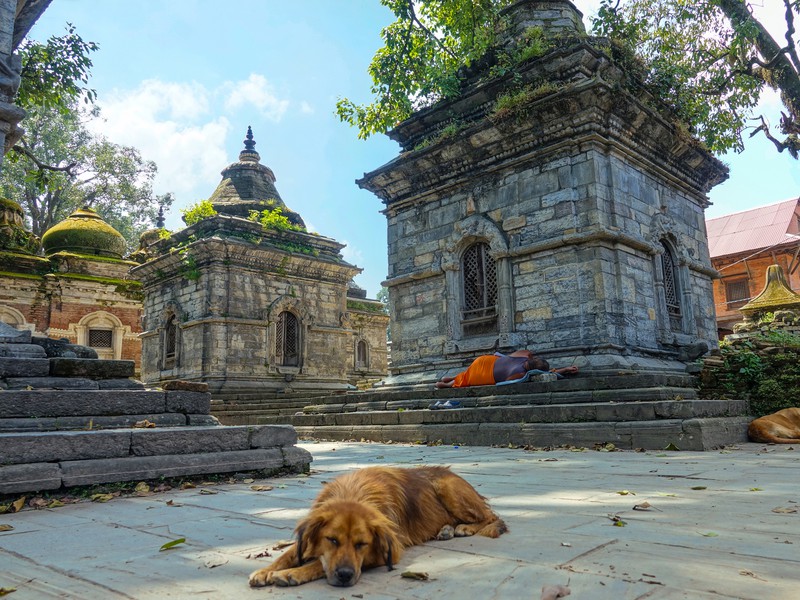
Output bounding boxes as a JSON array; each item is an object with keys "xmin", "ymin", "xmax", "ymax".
[
  {"xmin": 0, "ymin": 322, "xmax": 32, "ymax": 344},
  {"xmin": 165, "ymin": 391, "xmax": 211, "ymax": 414},
  {"xmin": 5, "ymin": 377, "xmax": 99, "ymax": 390},
  {"xmin": 0, "ymin": 430, "xmax": 132, "ymax": 465},
  {"xmin": 49, "ymin": 358, "xmax": 135, "ymax": 379},
  {"xmin": 0, "ymin": 462, "xmax": 62, "ymax": 494},
  {"xmin": 0, "ymin": 357, "xmax": 50, "ymax": 377},
  {"xmin": 0, "ymin": 343, "xmax": 46, "ymax": 358},
  {"xmin": 131, "ymin": 427, "xmax": 250, "ymax": 456},
  {"xmin": 162, "ymin": 380, "xmax": 209, "ymax": 392},
  {"xmin": 248, "ymin": 424, "xmax": 298, "ymax": 448},
  {"xmin": 97, "ymin": 379, "xmax": 146, "ymax": 390},
  {"xmin": 0, "ymin": 390, "xmax": 166, "ymax": 418},
  {"xmin": 186, "ymin": 414, "xmax": 221, "ymax": 426},
  {"xmin": 59, "ymin": 448, "xmax": 303, "ymax": 487}
]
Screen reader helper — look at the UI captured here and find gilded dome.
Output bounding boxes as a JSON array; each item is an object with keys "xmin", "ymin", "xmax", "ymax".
[{"xmin": 41, "ymin": 207, "xmax": 127, "ymax": 259}]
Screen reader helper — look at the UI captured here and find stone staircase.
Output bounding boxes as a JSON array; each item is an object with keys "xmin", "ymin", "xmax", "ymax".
[
  {"xmin": 0, "ymin": 324, "xmax": 311, "ymax": 495},
  {"xmin": 224, "ymin": 372, "xmax": 751, "ymax": 451}
]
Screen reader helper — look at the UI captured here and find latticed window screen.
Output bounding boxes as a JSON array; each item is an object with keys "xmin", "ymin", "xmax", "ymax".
[
  {"xmin": 462, "ymin": 243, "xmax": 498, "ymax": 322},
  {"xmin": 660, "ymin": 243, "xmax": 681, "ymax": 319},
  {"xmin": 88, "ymin": 329, "xmax": 113, "ymax": 348},
  {"xmin": 356, "ymin": 340, "xmax": 367, "ymax": 368},
  {"xmin": 164, "ymin": 315, "xmax": 177, "ymax": 359},
  {"xmin": 277, "ymin": 311, "xmax": 299, "ymax": 366},
  {"xmin": 725, "ymin": 279, "xmax": 750, "ymax": 308}
]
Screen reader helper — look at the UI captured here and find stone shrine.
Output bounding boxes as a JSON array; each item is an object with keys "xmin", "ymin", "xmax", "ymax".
[
  {"xmin": 133, "ymin": 129, "xmax": 388, "ymax": 399},
  {"xmin": 358, "ymin": 0, "xmax": 727, "ymax": 384}
]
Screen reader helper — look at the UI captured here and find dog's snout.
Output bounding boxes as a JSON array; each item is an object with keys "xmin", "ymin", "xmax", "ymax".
[{"xmin": 334, "ymin": 566, "xmax": 356, "ymax": 586}]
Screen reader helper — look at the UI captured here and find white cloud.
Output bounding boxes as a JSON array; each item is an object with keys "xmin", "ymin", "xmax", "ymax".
[
  {"xmin": 340, "ymin": 240, "xmax": 364, "ymax": 267},
  {"xmin": 300, "ymin": 101, "xmax": 314, "ymax": 115},
  {"xmin": 87, "ymin": 79, "xmax": 231, "ymax": 208},
  {"xmin": 223, "ymin": 73, "xmax": 290, "ymax": 121}
]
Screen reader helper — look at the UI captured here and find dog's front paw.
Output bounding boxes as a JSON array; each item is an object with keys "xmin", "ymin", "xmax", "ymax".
[
  {"xmin": 270, "ymin": 569, "xmax": 301, "ymax": 587},
  {"xmin": 436, "ymin": 524, "xmax": 455, "ymax": 540},
  {"xmin": 248, "ymin": 568, "xmax": 275, "ymax": 587}
]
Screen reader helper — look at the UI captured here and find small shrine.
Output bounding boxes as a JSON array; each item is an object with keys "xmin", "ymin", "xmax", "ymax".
[
  {"xmin": 0, "ymin": 200, "xmax": 143, "ymax": 369},
  {"xmin": 132, "ymin": 128, "xmax": 389, "ymax": 398},
  {"xmin": 732, "ymin": 264, "xmax": 800, "ymax": 334}
]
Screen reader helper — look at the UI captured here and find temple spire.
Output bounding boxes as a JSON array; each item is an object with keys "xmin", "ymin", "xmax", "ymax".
[{"xmin": 240, "ymin": 125, "xmax": 260, "ymax": 162}]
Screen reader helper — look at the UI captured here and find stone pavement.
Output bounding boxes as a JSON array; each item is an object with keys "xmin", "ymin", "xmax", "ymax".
[{"xmin": 2, "ymin": 441, "xmax": 798, "ymax": 599}]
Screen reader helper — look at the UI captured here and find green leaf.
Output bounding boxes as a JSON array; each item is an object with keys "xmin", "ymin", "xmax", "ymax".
[{"xmin": 159, "ymin": 537, "xmax": 186, "ymax": 552}]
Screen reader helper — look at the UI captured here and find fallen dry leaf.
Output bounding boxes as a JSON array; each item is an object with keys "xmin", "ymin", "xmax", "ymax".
[
  {"xmin": 0, "ymin": 587, "xmax": 16, "ymax": 596},
  {"xmin": 134, "ymin": 419, "xmax": 156, "ymax": 428},
  {"xmin": 541, "ymin": 584, "xmax": 571, "ymax": 599},
  {"xmin": 199, "ymin": 489, "xmax": 218, "ymax": 495},
  {"xmin": 135, "ymin": 482, "xmax": 152, "ymax": 496},
  {"xmin": 159, "ymin": 537, "xmax": 186, "ymax": 552},
  {"xmin": 739, "ymin": 570, "xmax": 767, "ymax": 582},
  {"xmin": 401, "ymin": 571, "xmax": 429, "ymax": 581},
  {"xmin": 11, "ymin": 497, "xmax": 25, "ymax": 513},
  {"xmin": 616, "ymin": 490, "xmax": 635, "ymax": 496},
  {"xmin": 0, "ymin": 524, "xmax": 13, "ymax": 532},
  {"xmin": 242, "ymin": 478, "xmax": 255, "ymax": 484},
  {"xmin": 248, "ymin": 549, "xmax": 272, "ymax": 559},
  {"xmin": 90, "ymin": 494, "xmax": 114, "ymax": 503},
  {"xmin": 204, "ymin": 555, "xmax": 229, "ymax": 569},
  {"xmin": 772, "ymin": 507, "xmax": 798, "ymax": 514},
  {"xmin": 28, "ymin": 497, "xmax": 48, "ymax": 509},
  {"xmin": 273, "ymin": 540, "xmax": 294, "ymax": 550},
  {"xmin": 690, "ymin": 486, "xmax": 707, "ymax": 490},
  {"xmin": 166, "ymin": 500, "xmax": 183, "ymax": 507},
  {"xmin": 47, "ymin": 499, "xmax": 64, "ymax": 508},
  {"xmin": 633, "ymin": 501, "xmax": 661, "ymax": 511},
  {"xmin": 180, "ymin": 482, "xmax": 196, "ymax": 489},
  {"xmin": 250, "ymin": 485, "xmax": 274, "ymax": 492}
]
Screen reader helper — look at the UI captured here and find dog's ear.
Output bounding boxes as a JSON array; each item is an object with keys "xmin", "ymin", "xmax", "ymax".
[
  {"xmin": 295, "ymin": 513, "xmax": 325, "ymax": 567},
  {"xmin": 369, "ymin": 515, "xmax": 401, "ymax": 571}
]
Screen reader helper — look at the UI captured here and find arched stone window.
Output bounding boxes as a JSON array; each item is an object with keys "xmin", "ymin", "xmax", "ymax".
[
  {"xmin": 77, "ymin": 311, "xmax": 125, "ymax": 360},
  {"xmin": 355, "ymin": 339, "xmax": 368, "ymax": 369},
  {"xmin": 164, "ymin": 313, "xmax": 178, "ymax": 367},
  {"xmin": 461, "ymin": 242, "xmax": 498, "ymax": 336},
  {"xmin": 0, "ymin": 305, "xmax": 34, "ymax": 332},
  {"xmin": 276, "ymin": 310, "xmax": 300, "ymax": 367},
  {"xmin": 660, "ymin": 241, "xmax": 682, "ymax": 330}
]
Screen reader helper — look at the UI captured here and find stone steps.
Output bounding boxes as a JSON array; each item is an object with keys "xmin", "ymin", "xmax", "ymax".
[
  {"xmin": 0, "ymin": 328, "xmax": 312, "ymax": 494},
  {"xmin": 0, "ymin": 425, "xmax": 310, "ymax": 494},
  {"xmin": 225, "ymin": 373, "xmax": 750, "ymax": 451}
]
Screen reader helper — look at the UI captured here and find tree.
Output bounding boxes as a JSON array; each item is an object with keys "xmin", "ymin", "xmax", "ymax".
[
  {"xmin": 338, "ymin": 0, "xmax": 800, "ymax": 158},
  {"xmin": 0, "ymin": 100, "xmax": 173, "ymax": 250},
  {"xmin": 591, "ymin": 0, "xmax": 800, "ymax": 157}
]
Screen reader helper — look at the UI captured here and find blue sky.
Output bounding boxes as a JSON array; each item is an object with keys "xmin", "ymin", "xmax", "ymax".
[{"xmin": 28, "ymin": 1, "xmax": 800, "ymax": 297}]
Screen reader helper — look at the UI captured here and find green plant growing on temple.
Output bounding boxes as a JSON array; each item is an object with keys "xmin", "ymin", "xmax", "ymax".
[
  {"xmin": 248, "ymin": 207, "xmax": 306, "ymax": 232},
  {"xmin": 181, "ymin": 200, "xmax": 216, "ymax": 226}
]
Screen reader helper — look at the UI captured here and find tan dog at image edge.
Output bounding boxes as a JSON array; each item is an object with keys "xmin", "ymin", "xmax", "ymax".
[
  {"xmin": 248, "ymin": 465, "xmax": 507, "ymax": 588},
  {"xmin": 748, "ymin": 407, "xmax": 800, "ymax": 443}
]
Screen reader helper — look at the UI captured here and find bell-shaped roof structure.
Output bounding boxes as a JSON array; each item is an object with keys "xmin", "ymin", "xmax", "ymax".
[
  {"xmin": 208, "ymin": 126, "xmax": 305, "ymax": 228},
  {"xmin": 41, "ymin": 207, "xmax": 127, "ymax": 259}
]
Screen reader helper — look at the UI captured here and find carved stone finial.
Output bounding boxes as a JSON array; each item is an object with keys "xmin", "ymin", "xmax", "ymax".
[
  {"xmin": 239, "ymin": 126, "xmax": 260, "ymax": 162},
  {"xmin": 740, "ymin": 264, "xmax": 800, "ymax": 315},
  {"xmin": 156, "ymin": 204, "xmax": 165, "ymax": 229}
]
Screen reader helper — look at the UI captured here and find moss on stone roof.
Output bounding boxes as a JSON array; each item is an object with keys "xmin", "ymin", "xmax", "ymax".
[{"xmin": 41, "ymin": 207, "xmax": 127, "ymax": 259}]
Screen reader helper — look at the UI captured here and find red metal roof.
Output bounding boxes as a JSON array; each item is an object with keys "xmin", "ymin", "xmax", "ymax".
[{"xmin": 706, "ymin": 198, "xmax": 800, "ymax": 258}]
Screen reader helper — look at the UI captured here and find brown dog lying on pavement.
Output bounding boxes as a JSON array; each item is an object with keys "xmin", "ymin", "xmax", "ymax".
[
  {"xmin": 248, "ymin": 465, "xmax": 507, "ymax": 588},
  {"xmin": 748, "ymin": 407, "xmax": 800, "ymax": 443}
]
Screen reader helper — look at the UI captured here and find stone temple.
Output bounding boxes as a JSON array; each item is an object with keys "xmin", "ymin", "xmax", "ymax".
[
  {"xmin": 133, "ymin": 128, "xmax": 389, "ymax": 399},
  {"xmin": 358, "ymin": 0, "xmax": 727, "ymax": 384}
]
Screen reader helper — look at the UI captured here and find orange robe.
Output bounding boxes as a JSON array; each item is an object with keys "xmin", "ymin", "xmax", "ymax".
[{"xmin": 452, "ymin": 355, "xmax": 498, "ymax": 387}]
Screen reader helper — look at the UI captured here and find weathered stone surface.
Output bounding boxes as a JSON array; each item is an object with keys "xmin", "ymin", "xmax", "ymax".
[
  {"xmin": 131, "ymin": 427, "xmax": 250, "ymax": 456},
  {"xmin": 0, "ymin": 413, "xmax": 187, "ymax": 432},
  {"xmin": 49, "ymin": 358, "xmax": 134, "ymax": 378},
  {"xmin": 187, "ymin": 414, "xmax": 221, "ymax": 426},
  {"xmin": 0, "ymin": 462, "xmax": 62, "ymax": 494},
  {"xmin": 5, "ymin": 377, "xmax": 99, "ymax": 390},
  {"xmin": 0, "ymin": 390, "xmax": 166, "ymax": 418},
  {"xmin": 0, "ymin": 357, "xmax": 49, "ymax": 377},
  {"xmin": 248, "ymin": 424, "xmax": 297, "ymax": 448},
  {"xmin": 0, "ymin": 322, "xmax": 32, "ymax": 344},
  {"xmin": 97, "ymin": 378, "xmax": 146, "ymax": 390},
  {"xmin": 0, "ymin": 343, "xmax": 46, "ymax": 358},
  {"xmin": 0, "ymin": 430, "xmax": 131, "ymax": 465},
  {"xmin": 60, "ymin": 448, "xmax": 295, "ymax": 486},
  {"xmin": 31, "ymin": 337, "xmax": 98, "ymax": 359},
  {"xmin": 161, "ymin": 380, "xmax": 209, "ymax": 392},
  {"xmin": 165, "ymin": 391, "xmax": 211, "ymax": 414}
]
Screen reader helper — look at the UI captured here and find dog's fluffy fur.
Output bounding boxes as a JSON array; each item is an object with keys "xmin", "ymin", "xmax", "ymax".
[
  {"xmin": 248, "ymin": 465, "xmax": 507, "ymax": 587},
  {"xmin": 748, "ymin": 407, "xmax": 800, "ymax": 443}
]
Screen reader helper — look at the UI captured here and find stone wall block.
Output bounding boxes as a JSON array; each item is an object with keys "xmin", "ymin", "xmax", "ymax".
[
  {"xmin": 131, "ymin": 427, "xmax": 250, "ymax": 456},
  {"xmin": 0, "ymin": 462, "xmax": 62, "ymax": 494},
  {"xmin": 0, "ymin": 430, "xmax": 132, "ymax": 465},
  {"xmin": 165, "ymin": 391, "xmax": 211, "ymax": 415},
  {"xmin": 248, "ymin": 424, "xmax": 297, "ymax": 448},
  {"xmin": 0, "ymin": 390, "xmax": 166, "ymax": 418},
  {"xmin": 50, "ymin": 358, "xmax": 135, "ymax": 379},
  {"xmin": 0, "ymin": 357, "xmax": 50, "ymax": 377},
  {"xmin": 60, "ymin": 448, "xmax": 291, "ymax": 487}
]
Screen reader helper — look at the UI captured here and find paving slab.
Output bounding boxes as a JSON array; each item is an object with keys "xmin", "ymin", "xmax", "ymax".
[{"xmin": 1, "ymin": 441, "xmax": 798, "ymax": 599}]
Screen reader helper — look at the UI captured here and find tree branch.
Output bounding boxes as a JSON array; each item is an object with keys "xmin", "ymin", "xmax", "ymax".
[{"xmin": 10, "ymin": 140, "xmax": 77, "ymax": 175}]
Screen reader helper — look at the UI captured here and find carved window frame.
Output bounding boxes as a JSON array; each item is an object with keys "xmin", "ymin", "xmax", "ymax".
[
  {"xmin": 355, "ymin": 338, "xmax": 369, "ymax": 370},
  {"xmin": 276, "ymin": 310, "xmax": 301, "ymax": 367}
]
